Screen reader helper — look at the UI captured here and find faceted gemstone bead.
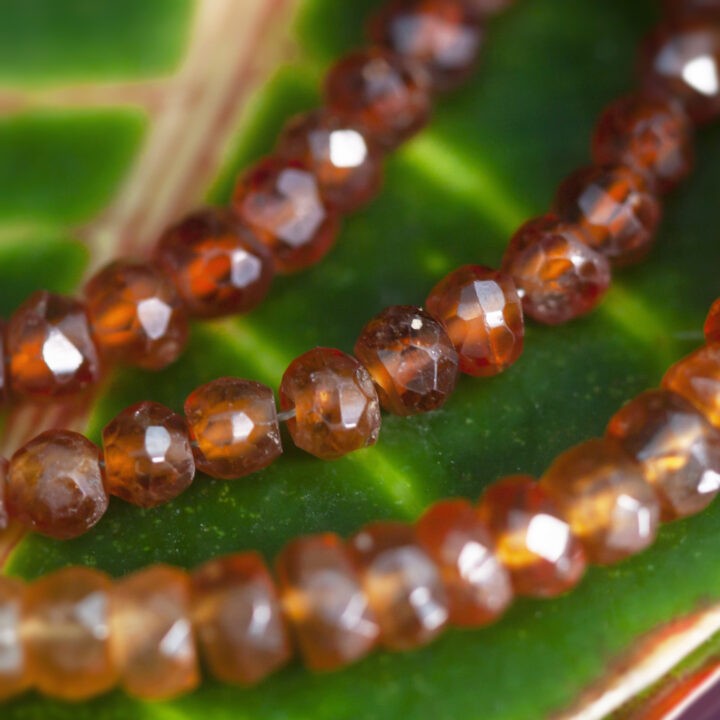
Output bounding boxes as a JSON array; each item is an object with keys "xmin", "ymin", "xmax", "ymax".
[
  {"xmin": 276, "ymin": 110, "xmax": 384, "ymax": 213},
  {"xmin": 553, "ymin": 165, "xmax": 662, "ymax": 267},
  {"xmin": 415, "ymin": 499, "xmax": 512, "ymax": 627},
  {"xmin": 369, "ymin": 0, "xmax": 485, "ymax": 93},
  {"xmin": 0, "ymin": 578, "xmax": 28, "ymax": 700},
  {"xmin": 325, "ymin": 48, "xmax": 432, "ymax": 149},
  {"xmin": 7, "ymin": 290, "xmax": 101, "ymax": 398},
  {"xmin": 102, "ymin": 401, "xmax": 195, "ymax": 508},
  {"xmin": 279, "ymin": 347, "xmax": 381, "ymax": 460},
  {"xmin": 6, "ymin": 430, "xmax": 108, "ymax": 540},
  {"xmin": 184, "ymin": 377, "xmax": 282, "ymax": 479},
  {"xmin": 705, "ymin": 298, "xmax": 720, "ymax": 343},
  {"xmin": 354, "ymin": 305, "xmax": 459, "ymax": 415},
  {"xmin": 276, "ymin": 533, "xmax": 379, "ymax": 670},
  {"xmin": 349, "ymin": 522, "xmax": 449, "ymax": 651},
  {"xmin": 84, "ymin": 261, "xmax": 188, "ymax": 370},
  {"xmin": 232, "ymin": 157, "xmax": 340, "ymax": 274},
  {"xmin": 26, "ymin": 568, "xmax": 116, "ymax": 700},
  {"xmin": 592, "ymin": 95, "xmax": 694, "ymax": 194},
  {"xmin": 663, "ymin": 344, "xmax": 720, "ymax": 427},
  {"xmin": 540, "ymin": 438, "xmax": 660, "ymax": 565},
  {"xmin": 192, "ymin": 552, "xmax": 290, "ymax": 685},
  {"xmin": 501, "ymin": 215, "xmax": 612, "ymax": 325},
  {"xmin": 154, "ymin": 208, "xmax": 274, "ymax": 319},
  {"xmin": 607, "ymin": 390, "xmax": 720, "ymax": 520},
  {"xmin": 110, "ymin": 565, "xmax": 198, "ymax": 700},
  {"xmin": 0, "ymin": 456, "xmax": 8, "ymax": 531},
  {"xmin": 426, "ymin": 264, "xmax": 524, "ymax": 377}
]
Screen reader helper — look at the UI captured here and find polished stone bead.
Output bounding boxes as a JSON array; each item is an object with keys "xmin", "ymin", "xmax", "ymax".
[
  {"xmin": 415, "ymin": 499, "xmax": 512, "ymax": 627},
  {"xmin": 0, "ymin": 578, "xmax": 28, "ymax": 700},
  {"xmin": 26, "ymin": 568, "xmax": 116, "ymax": 700},
  {"xmin": 192, "ymin": 553, "xmax": 291, "ymax": 685},
  {"xmin": 349, "ymin": 521, "xmax": 448, "ymax": 651},
  {"xmin": 607, "ymin": 389, "xmax": 720, "ymax": 520},
  {"xmin": 279, "ymin": 347, "xmax": 381, "ymax": 460},
  {"xmin": 325, "ymin": 48, "xmax": 432, "ymax": 149},
  {"xmin": 184, "ymin": 377, "xmax": 282, "ymax": 479},
  {"xmin": 0, "ymin": 457, "xmax": 8, "ymax": 531},
  {"xmin": 705, "ymin": 299, "xmax": 720, "ymax": 343},
  {"xmin": 102, "ymin": 401, "xmax": 195, "ymax": 508},
  {"xmin": 277, "ymin": 533, "xmax": 379, "ymax": 670},
  {"xmin": 540, "ymin": 438, "xmax": 660, "ymax": 565},
  {"xmin": 7, "ymin": 291, "xmax": 101, "ymax": 398},
  {"xmin": 232, "ymin": 157, "xmax": 340, "ymax": 274},
  {"xmin": 7, "ymin": 430, "xmax": 108, "ymax": 540},
  {"xmin": 426, "ymin": 265, "xmax": 524, "ymax": 377},
  {"xmin": 154, "ymin": 208, "xmax": 273, "ymax": 319},
  {"xmin": 553, "ymin": 165, "xmax": 662, "ymax": 267},
  {"xmin": 354, "ymin": 305, "xmax": 458, "ymax": 415},
  {"xmin": 84, "ymin": 261, "xmax": 188, "ymax": 370},
  {"xmin": 110, "ymin": 565, "xmax": 198, "ymax": 700}
]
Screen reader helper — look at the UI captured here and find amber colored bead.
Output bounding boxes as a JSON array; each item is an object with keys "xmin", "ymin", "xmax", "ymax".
[
  {"xmin": 25, "ymin": 568, "xmax": 116, "ymax": 700},
  {"xmin": 6, "ymin": 430, "xmax": 107, "ymax": 540},
  {"xmin": 663, "ymin": 344, "xmax": 720, "ymax": 427},
  {"xmin": 7, "ymin": 290, "xmax": 101, "ymax": 398},
  {"xmin": 232, "ymin": 157, "xmax": 341, "ymax": 274},
  {"xmin": 415, "ymin": 499, "xmax": 512, "ymax": 627},
  {"xmin": 426, "ymin": 265, "xmax": 524, "ymax": 377},
  {"xmin": 279, "ymin": 347, "xmax": 381, "ymax": 460},
  {"xmin": 110, "ymin": 565, "xmax": 198, "ymax": 700},
  {"xmin": 192, "ymin": 553, "xmax": 290, "ymax": 685},
  {"xmin": 185, "ymin": 377, "xmax": 282, "ymax": 479},
  {"xmin": 325, "ymin": 48, "xmax": 432, "ymax": 149},
  {"xmin": 102, "ymin": 401, "xmax": 195, "ymax": 508},
  {"xmin": 592, "ymin": 95, "xmax": 693, "ymax": 194},
  {"xmin": 354, "ymin": 305, "xmax": 458, "ymax": 415},
  {"xmin": 277, "ymin": 533, "xmax": 379, "ymax": 670},
  {"xmin": 0, "ymin": 578, "xmax": 28, "ymax": 700},
  {"xmin": 607, "ymin": 390, "xmax": 720, "ymax": 520},
  {"xmin": 705, "ymin": 299, "xmax": 720, "ymax": 343},
  {"xmin": 154, "ymin": 208, "xmax": 273, "ymax": 319},
  {"xmin": 0, "ymin": 456, "xmax": 8, "ymax": 531}
]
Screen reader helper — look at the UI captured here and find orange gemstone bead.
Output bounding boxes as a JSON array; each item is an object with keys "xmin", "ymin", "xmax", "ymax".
[
  {"xmin": 415, "ymin": 499, "xmax": 512, "ymax": 627},
  {"xmin": 25, "ymin": 568, "xmax": 116, "ymax": 700},
  {"xmin": 154, "ymin": 208, "xmax": 274, "ymax": 319},
  {"xmin": 185, "ymin": 377, "xmax": 282, "ymax": 479},
  {"xmin": 0, "ymin": 457, "xmax": 8, "ymax": 531},
  {"xmin": 279, "ymin": 347, "xmax": 381, "ymax": 460},
  {"xmin": 6, "ymin": 430, "xmax": 108, "ymax": 540},
  {"xmin": 477, "ymin": 475, "xmax": 587, "ymax": 597},
  {"xmin": 102, "ymin": 401, "xmax": 195, "ymax": 508},
  {"xmin": 354, "ymin": 305, "xmax": 459, "ymax": 415},
  {"xmin": 349, "ymin": 521, "xmax": 448, "ymax": 651},
  {"xmin": 426, "ymin": 265, "xmax": 524, "ymax": 377},
  {"xmin": 607, "ymin": 390, "xmax": 720, "ymax": 520},
  {"xmin": 0, "ymin": 578, "xmax": 29, "ymax": 700},
  {"xmin": 110, "ymin": 565, "xmax": 198, "ymax": 700},
  {"xmin": 192, "ymin": 553, "xmax": 291, "ymax": 685},
  {"xmin": 7, "ymin": 290, "xmax": 101, "ymax": 398},
  {"xmin": 276, "ymin": 533, "xmax": 379, "ymax": 670},
  {"xmin": 663, "ymin": 344, "xmax": 720, "ymax": 427},
  {"xmin": 705, "ymin": 299, "xmax": 720, "ymax": 343}
]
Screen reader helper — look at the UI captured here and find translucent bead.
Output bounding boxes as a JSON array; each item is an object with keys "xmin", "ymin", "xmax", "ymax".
[
  {"xmin": 0, "ymin": 578, "xmax": 28, "ymax": 700},
  {"xmin": 705, "ymin": 299, "xmax": 720, "ymax": 343}
]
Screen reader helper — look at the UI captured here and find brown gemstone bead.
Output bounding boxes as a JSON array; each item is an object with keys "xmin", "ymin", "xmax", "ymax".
[
  {"xmin": 665, "ymin": 0, "xmax": 720, "ymax": 20},
  {"xmin": 349, "ymin": 521, "xmax": 448, "ymax": 651},
  {"xmin": 592, "ymin": 95, "xmax": 693, "ymax": 194},
  {"xmin": 276, "ymin": 110, "xmax": 384, "ymax": 213},
  {"xmin": 277, "ymin": 533, "xmax": 379, "ymax": 670},
  {"xmin": 354, "ymin": 305, "xmax": 459, "ymax": 415},
  {"xmin": 540, "ymin": 438, "xmax": 660, "ymax": 565},
  {"xmin": 0, "ymin": 578, "xmax": 28, "ymax": 700},
  {"xmin": 154, "ymin": 208, "xmax": 274, "ymax": 319},
  {"xmin": 279, "ymin": 347, "xmax": 381, "ymax": 460},
  {"xmin": 553, "ymin": 165, "xmax": 662, "ymax": 267},
  {"xmin": 502, "ymin": 215, "xmax": 612, "ymax": 325},
  {"xmin": 232, "ymin": 157, "xmax": 340, "ymax": 274},
  {"xmin": 663, "ymin": 344, "xmax": 720, "ymax": 427},
  {"xmin": 705, "ymin": 299, "xmax": 720, "ymax": 343},
  {"xmin": 0, "ymin": 456, "xmax": 8, "ymax": 531},
  {"xmin": 369, "ymin": 0, "xmax": 484, "ymax": 93},
  {"xmin": 192, "ymin": 552, "xmax": 291, "ymax": 685},
  {"xmin": 110, "ymin": 565, "xmax": 198, "ymax": 700},
  {"xmin": 102, "ymin": 401, "xmax": 195, "ymax": 508},
  {"xmin": 607, "ymin": 390, "xmax": 720, "ymax": 520},
  {"xmin": 426, "ymin": 265, "xmax": 524, "ymax": 377},
  {"xmin": 7, "ymin": 290, "xmax": 101, "ymax": 398},
  {"xmin": 25, "ymin": 568, "xmax": 116, "ymax": 700},
  {"xmin": 184, "ymin": 377, "xmax": 282, "ymax": 479},
  {"xmin": 6, "ymin": 430, "xmax": 108, "ymax": 540},
  {"xmin": 325, "ymin": 48, "xmax": 432, "ymax": 149},
  {"xmin": 415, "ymin": 499, "xmax": 512, "ymax": 627}
]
